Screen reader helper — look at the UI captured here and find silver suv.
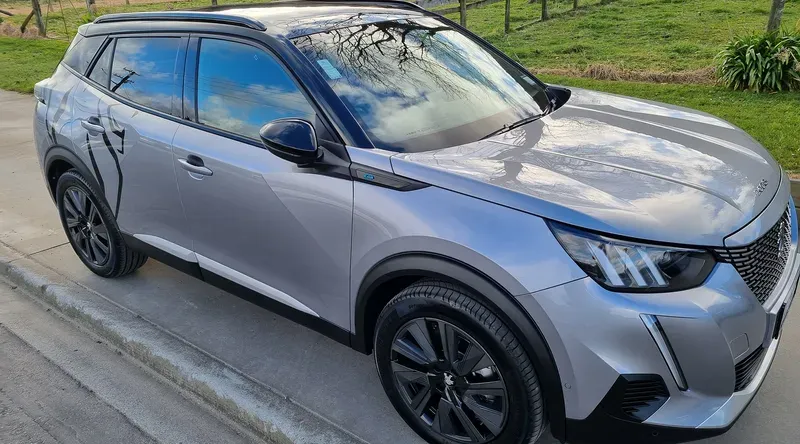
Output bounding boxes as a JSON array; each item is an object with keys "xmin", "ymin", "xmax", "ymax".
[{"xmin": 33, "ymin": 2, "xmax": 798, "ymax": 443}]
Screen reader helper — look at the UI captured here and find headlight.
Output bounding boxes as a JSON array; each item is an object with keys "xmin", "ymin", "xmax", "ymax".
[{"xmin": 548, "ymin": 221, "xmax": 716, "ymax": 292}]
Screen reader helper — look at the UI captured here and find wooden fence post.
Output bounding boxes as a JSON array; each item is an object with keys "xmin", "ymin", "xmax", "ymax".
[
  {"xmin": 31, "ymin": 0, "xmax": 45, "ymax": 35},
  {"xmin": 459, "ymin": 0, "xmax": 466, "ymax": 27},
  {"xmin": 85, "ymin": 0, "xmax": 95, "ymax": 18},
  {"xmin": 541, "ymin": 0, "xmax": 549, "ymax": 20},
  {"xmin": 504, "ymin": 0, "xmax": 510, "ymax": 33}
]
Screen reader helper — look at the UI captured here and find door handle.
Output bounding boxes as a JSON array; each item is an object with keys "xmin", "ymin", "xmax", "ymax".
[
  {"xmin": 178, "ymin": 157, "xmax": 213, "ymax": 176},
  {"xmin": 81, "ymin": 116, "xmax": 105, "ymax": 135}
]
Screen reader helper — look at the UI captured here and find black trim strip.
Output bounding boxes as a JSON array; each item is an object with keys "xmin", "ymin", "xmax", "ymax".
[
  {"xmin": 121, "ymin": 234, "xmax": 203, "ymax": 279},
  {"xmin": 201, "ymin": 269, "xmax": 352, "ymax": 347},
  {"xmin": 350, "ymin": 164, "xmax": 427, "ymax": 191},
  {"xmin": 120, "ymin": 233, "xmax": 352, "ymax": 347}
]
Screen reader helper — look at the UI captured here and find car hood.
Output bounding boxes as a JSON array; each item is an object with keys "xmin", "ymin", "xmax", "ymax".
[{"xmin": 390, "ymin": 88, "xmax": 783, "ymax": 247}]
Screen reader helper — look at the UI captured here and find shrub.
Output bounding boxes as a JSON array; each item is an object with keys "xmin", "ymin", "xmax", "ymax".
[{"xmin": 717, "ymin": 32, "xmax": 800, "ymax": 92}]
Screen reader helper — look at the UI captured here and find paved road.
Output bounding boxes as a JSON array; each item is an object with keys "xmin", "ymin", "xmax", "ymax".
[
  {"xmin": 0, "ymin": 278, "xmax": 259, "ymax": 444},
  {"xmin": 3, "ymin": 88, "xmax": 800, "ymax": 443}
]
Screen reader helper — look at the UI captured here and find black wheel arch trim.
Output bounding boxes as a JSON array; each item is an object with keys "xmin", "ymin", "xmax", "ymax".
[
  {"xmin": 44, "ymin": 145, "xmax": 105, "ymax": 202},
  {"xmin": 353, "ymin": 252, "xmax": 568, "ymax": 442}
]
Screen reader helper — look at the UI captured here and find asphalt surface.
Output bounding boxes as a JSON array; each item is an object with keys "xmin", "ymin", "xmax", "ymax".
[
  {"xmin": 0, "ymin": 278, "xmax": 259, "ymax": 444},
  {"xmin": 3, "ymin": 88, "xmax": 800, "ymax": 443}
]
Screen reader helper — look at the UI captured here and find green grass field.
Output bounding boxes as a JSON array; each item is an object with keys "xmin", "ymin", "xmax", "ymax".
[
  {"xmin": 1, "ymin": 0, "xmax": 798, "ymax": 169},
  {"xmin": 446, "ymin": 0, "xmax": 800, "ymax": 72}
]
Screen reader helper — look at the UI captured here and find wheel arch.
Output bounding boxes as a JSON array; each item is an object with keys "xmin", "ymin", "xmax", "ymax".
[
  {"xmin": 44, "ymin": 146, "xmax": 103, "ymax": 202},
  {"xmin": 353, "ymin": 252, "xmax": 567, "ymax": 441}
]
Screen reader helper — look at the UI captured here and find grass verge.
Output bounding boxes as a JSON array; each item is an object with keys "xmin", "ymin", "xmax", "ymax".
[
  {"xmin": 444, "ymin": 0, "xmax": 800, "ymax": 72},
  {"xmin": 0, "ymin": 37, "xmax": 68, "ymax": 93},
  {"xmin": 540, "ymin": 75, "xmax": 800, "ymax": 170}
]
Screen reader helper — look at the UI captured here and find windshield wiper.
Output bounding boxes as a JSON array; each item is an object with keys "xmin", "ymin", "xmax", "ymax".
[{"xmin": 480, "ymin": 114, "xmax": 544, "ymax": 140}]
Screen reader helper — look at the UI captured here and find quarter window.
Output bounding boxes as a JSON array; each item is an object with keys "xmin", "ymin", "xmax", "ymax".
[
  {"xmin": 88, "ymin": 41, "xmax": 113, "ymax": 88},
  {"xmin": 110, "ymin": 37, "xmax": 181, "ymax": 114},
  {"xmin": 196, "ymin": 38, "xmax": 315, "ymax": 140},
  {"xmin": 63, "ymin": 35, "xmax": 104, "ymax": 75}
]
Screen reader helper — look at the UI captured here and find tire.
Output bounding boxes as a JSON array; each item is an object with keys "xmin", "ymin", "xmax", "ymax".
[
  {"xmin": 374, "ymin": 279, "xmax": 545, "ymax": 444},
  {"xmin": 55, "ymin": 169, "xmax": 147, "ymax": 278}
]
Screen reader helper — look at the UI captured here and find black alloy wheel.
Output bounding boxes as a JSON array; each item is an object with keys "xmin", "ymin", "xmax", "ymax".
[
  {"xmin": 390, "ymin": 318, "xmax": 508, "ymax": 443},
  {"xmin": 56, "ymin": 169, "xmax": 148, "ymax": 278},
  {"xmin": 375, "ymin": 280, "xmax": 545, "ymax": 444},
  {"xmin": 62, "ymin": 186, "xmax": 110, "ymax": 266}
]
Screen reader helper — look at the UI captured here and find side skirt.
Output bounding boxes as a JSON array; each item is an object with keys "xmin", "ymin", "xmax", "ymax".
[{"xmin": 121, "ymin": 233, "xmax": 353, "ymax": 349}]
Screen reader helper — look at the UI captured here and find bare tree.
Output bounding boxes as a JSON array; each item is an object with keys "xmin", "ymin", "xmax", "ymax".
[
  {"xmin": 459, "ymin": 0, "xmax": 466, "ymax": 27},
  {"xmin": 767, "ymin": 0, "xmax": 786, "ymax": 33},
  {"xmin": 573, "ymin": 0, "xmax": 578, "ymax": 10},
  {"xmin": 541, "ymin": 0, "xmax": 549, "ymax": 21},
  {"xmin": 504, "ymin": 0, "xmax": 510, "ymax": 33}
]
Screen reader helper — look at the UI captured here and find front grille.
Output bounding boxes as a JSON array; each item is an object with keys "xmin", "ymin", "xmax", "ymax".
[
  {"xmin": 734, "ymin": 347, "xmax": 765, "ymax": 391},
  {"xmin": 715, "ymin": 205, "xmax": 792, "ymax": 304},
  {"xmin": 619, "ymin": 378, "xmax": 670, "ymax": 421}
]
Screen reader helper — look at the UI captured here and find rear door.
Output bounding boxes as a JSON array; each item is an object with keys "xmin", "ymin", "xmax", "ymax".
[
  {"xmin": 71, "ymin": 35, "xmax": 193, "ymax": 255},
  {"xmin": 172, "ymin": 36, "xmax": 353, "ymax": 329}
]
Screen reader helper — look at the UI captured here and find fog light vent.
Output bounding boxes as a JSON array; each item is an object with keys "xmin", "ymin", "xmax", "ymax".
[
  {"xmin": 619, "ymin": 376, "xmax": 669, "ymax": 421},
  {"xmin": 734, "ymin": 346, "xmax": 765, "ymax": 391}
]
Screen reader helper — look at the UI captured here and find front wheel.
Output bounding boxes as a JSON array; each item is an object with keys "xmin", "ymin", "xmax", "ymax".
[{"xmin": 374, "ymin": 280, "xmax": 545, "ymax": 444}]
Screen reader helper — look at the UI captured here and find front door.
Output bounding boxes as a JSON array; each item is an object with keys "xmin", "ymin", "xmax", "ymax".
[
  {"xmin": 72, "ymin": 35, "xmax": 192, "ymax": 254},
  {"xmin": 172, "ymin": 37, "xmax": 353, "ymax": 330}
]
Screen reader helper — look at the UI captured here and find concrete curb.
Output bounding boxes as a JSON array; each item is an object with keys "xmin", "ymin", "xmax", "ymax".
[{"xmin": 0, "ymin": 242, "xmax": 365, "ymax": 444}]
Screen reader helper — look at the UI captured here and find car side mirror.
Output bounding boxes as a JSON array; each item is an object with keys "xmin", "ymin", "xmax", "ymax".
[{"xmin": 259, "ymin": 119, "xmax": 321, "ymax": 165}]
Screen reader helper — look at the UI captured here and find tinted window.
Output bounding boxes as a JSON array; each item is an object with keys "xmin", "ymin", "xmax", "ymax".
[
  {"xmin": 63, "ymin": 35, "xmax": 104, "ymax": 75},
  {"xmin": 293, "ymin": 17, "xmax": 549, "ymax": 152},
  {"xmin": 111, "ymin": 37, "xmax": 181, "ymax": 114},
  {"xmin": 88, "ymin": 41, "xmax": 113, "ymax": 88},
  {"xmin": 196, "ymin": 38, "xmax": 315, "ymax": 140}
]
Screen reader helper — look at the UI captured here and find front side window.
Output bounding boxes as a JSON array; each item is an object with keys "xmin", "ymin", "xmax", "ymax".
[
  {"xmin": 63, "ymin": 35, "xmax": 104, "ymax": 75},
  {"xmin": 196, "ymin": 38, "xmax": 315, "ymax": 140},
  {"xmin": 293, "ymin": 17, "xmax": 550, "ymax": 152},
  {"xmin": 110, "ymin": 37, "xmax": 181, "ymax": 114}
]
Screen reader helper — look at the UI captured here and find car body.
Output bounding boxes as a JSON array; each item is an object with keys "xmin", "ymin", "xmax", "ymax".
[{"xmin": 32, "ymin": 2, "xmax": 799, "ymax": 443}]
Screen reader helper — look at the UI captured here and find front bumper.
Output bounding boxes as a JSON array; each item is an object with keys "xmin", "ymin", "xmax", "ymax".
[
  {"xmin": 560, "ymin": 254, "xmax": 799, "ymax": 443},
  {"xmin": 517, "ymin": 205, "xmax": 800, "ymax": 443}
]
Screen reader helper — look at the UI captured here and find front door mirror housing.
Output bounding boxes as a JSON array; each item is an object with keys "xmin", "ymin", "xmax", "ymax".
[{"xmin": 259, "ymin": 119, "xmax": 321, "ymax": 165}]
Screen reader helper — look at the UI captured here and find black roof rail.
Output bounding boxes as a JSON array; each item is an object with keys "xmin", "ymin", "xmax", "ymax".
[
  {"xmin": 93, "ymin": 11, "xmax": 267, "ymax": 31},
  {"xmin": 201, "ymin": 0, "xmax": 427, "ymax": 13}
]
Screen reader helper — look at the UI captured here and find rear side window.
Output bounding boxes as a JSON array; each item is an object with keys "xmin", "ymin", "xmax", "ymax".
[
  {"xmin": 63, "ymin": 35, "xmax": 104, "ymax": 75},
  {"xmin": 195, "ymin": 38, "xmax": 315, "ymax": 140},
  {"xmin": 88, "ymin": 41, "xmax": 113, "ymax": 88},
  {"xmin": 110, "ymin": 37, "xmax": 181, "ymax": 114}
]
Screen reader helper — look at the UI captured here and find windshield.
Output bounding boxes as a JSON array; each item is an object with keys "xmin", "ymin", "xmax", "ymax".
[{"xmin": 292, "ymin": 17, "xmax": 550, "ymax": 152}]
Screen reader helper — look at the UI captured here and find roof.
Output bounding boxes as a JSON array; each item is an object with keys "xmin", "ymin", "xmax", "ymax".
[{"xmin": 94, "ymin": 1, "xmax": 431, "ymax": 38}]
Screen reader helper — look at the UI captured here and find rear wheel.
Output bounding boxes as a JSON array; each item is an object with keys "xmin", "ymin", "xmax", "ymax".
[
  {"xmin": 56, "ymin": 170, "xmax": 147, "ymax": 278},
  {"xmin": 374, "ymin": 279, "xmax": 545, "ymax": 444}
]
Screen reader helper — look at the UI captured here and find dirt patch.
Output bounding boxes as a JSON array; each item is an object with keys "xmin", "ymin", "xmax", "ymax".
[
  {"xmin": 532, "ymin": 64, "xmax": 717, "ymax": 85},
  {"xmin": 0, "ymin": 21, "xmax": 40, "ymax": 37}
]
